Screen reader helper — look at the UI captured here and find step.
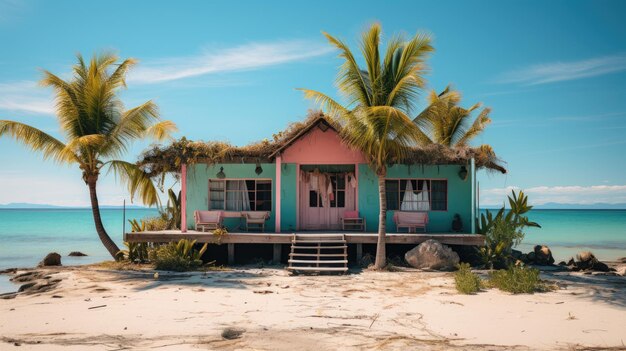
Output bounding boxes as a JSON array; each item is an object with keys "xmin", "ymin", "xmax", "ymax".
[
  {"xmin": 293, "ymin": 233, "xmax": 343, "ymax": 238},
  {"xmin": 287, "ymin": 267, "xmax": 348, "ymax": 272},
  {"xmin": 292, "ymin": 239, "xmax": 346, "ymax": 244},
  {"xmin": 289, "ymin": 252, "xmax": 347, "ymax": 257},
  {"xmin": 288, "ymin": 259, "xmax": 347, "ymax": 264},
  {"xmin": 291, "ymin": 245, "xmax": 347, "ymax": 250}
]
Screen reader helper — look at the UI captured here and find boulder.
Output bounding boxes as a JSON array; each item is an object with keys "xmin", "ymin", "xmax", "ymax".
[
  {"xmin": 591, "ymin": 261, "xmax": 610, "ymax": 272},
  {"xmin": 39, "ymin": 253, "xmax": 62, "ymax": 267},
  {"xmin": 68, "ymin": 251, "xmax": 87, "ymax": 257},
  {"xmin": 404, "ymin": 240, "xmax": 459, "ymax": 271},
  {"xmin": 575, "ymin": 251, "xmax": 596, "ymax": 270},
  {"xmin": 526, "ymin": 251, "xmax": 536, "ymax": 263},
  {"xmin": 533, "ymin": 245, "xmax": 555, "ymax": 265},
  {"xmin": 616, "ymin": 265, "xmax": 626, "ymax": 276}
]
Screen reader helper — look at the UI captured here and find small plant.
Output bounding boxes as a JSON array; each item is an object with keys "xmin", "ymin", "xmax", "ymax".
[
  {"xmin": 454, "ymin": 263, "xmax": 482, "ymax": 294},
  {"xmin": 212, "ymin": 227, "xmax": 229, "ymax": 244},
  {"xmin": 488, "ymin": 266, "xmax": 542, "ymax": 294},
  {"xmin": 116, "ymin": 241, "xmax": 150, "ymax": 263},
  {"xmin": 151, "ymin": 239, "xmax": 208, "ymax": 271}
]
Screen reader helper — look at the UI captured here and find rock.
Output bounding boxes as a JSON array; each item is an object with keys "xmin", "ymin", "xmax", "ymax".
[
  {"xmin": 68, "ymin": 251, "xmax": 87, "ymax": 257},
  {"xmin": 221, "ymin": 327, "xmax": 245, "ymax": 340},
  {"xmin": 526, "ymin": 251, "xmax": 536, "ymax": 263},
  {"xmin": 39, "ymin": 253, "xmax": 62, "ymax": 267},
  {"xmin": 567, "ymin": 258, "xmax": 576, "ymax": 266},
  {"xmin": 591, "ymin": 261, "xmax": 610, "ymax": 272},
  {"xmin": 577, "ymin": 251, "xmax": 595, "ymax": 263},
  {"xmin": 533, "ymin": 245, "xmax": 555, "ymax": 265},
  {"xmin": 10, "ymin": 271, "xmax": 44, "ymax": 283},
  {"xmin": 558, "ymin": 261, "xmax": 567, "ymax": 266},
  {"xmin": 511, "ymin": 249, "xmax": 523, "ymax": 260},
  {"xmin": 615, "ymin": 265, "xmax": 626, "ymax": 276},
  {"xmin": 404, "ymin": 240, "xmax": 459, "ymax": 271},
  {"xmin": 618, "ymin": 257, "xmax": 626, "ymax": 264},
  {"xmin": 520, "ymin": 253, "xmax": 529, "ymax": 263}
]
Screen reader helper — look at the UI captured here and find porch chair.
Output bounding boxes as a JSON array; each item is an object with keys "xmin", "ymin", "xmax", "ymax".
[
  {"xmin": 242, "ymin": 211, "xmax": 270, "ymax": 232},
  {"xmin": 341, "ymin": 210, "xmax": 366, "ymax": 231},
  {"xmin": 194, "ymin": 210, "xmax": 223, "ymax": 232},
  {"xmin": 394, "ymin": 211, "xmax": 428, "ymax": 233}
]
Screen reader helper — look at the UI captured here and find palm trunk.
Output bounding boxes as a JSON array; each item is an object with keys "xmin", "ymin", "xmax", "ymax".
[
  {"xmin": 87, "ymin": 178, "xmax": 121, "ymax": 258},
  {"xmin": 373, "ymin": 175, "xmax": 387, "ymax": 269}
]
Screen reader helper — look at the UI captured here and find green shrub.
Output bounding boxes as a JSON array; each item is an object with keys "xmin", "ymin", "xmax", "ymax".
[
  {"xmin": 454, "ymin": 263, "xmax": 482, "ymax": 294},
  {"xmin": 116, "ymin": 241, "xmax": 150, "ymax": 263},
  {"xmin": 488, "ymin": 266, "xmax": 542, "ymax": 294},
  {"xmin": 151, "ymin": 239, "xmax": 208, "ymax": 271},
  {"xmin": 479, "ymin": 218, "xmax": 524, "ymax": 269}
]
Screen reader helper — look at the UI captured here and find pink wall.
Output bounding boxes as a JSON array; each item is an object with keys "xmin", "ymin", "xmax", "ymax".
[{"xmin": 280, "ymin": 127, "xmax": 367, "ymax": 164}]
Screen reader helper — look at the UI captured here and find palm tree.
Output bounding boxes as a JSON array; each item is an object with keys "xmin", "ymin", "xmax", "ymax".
[
  {"xmin": 299, "ymin": 23, "xmax": 433, "ymax": 269},
  {"xmin": 0, "ymin": 53, "xmax": 176, "ymax": 258},
  {"xmin": 414, "ymin": 86, "xmax": 491, "ymax": 147}
]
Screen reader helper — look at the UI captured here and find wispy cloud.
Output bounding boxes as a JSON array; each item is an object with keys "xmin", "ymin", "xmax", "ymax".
[
  {"xmin": 0, "ymin": 80, "xmax": 55, "ymax": 115},
  {"xmin": 495, "ymin": 54, "xmax": 626, "ymax": 85},
  {"xmin": 481, "ymin": 185, "xmax": 626, "ymax": 206},
  {"xmin": 129, "ymin": 40, "xmax": 334, "ymax": 84}
]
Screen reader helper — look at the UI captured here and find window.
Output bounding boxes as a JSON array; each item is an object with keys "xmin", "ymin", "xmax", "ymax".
[
  {"xmin": 385, "ymin": 179, "xmax": 447, "ymax": 211},
  {"xmin": 209, "ymin": 179, "xmax": 272, "ymax": 211},
  {"xmin": 309, "ymin": 174, "xmax": 346, "ymax": 208}
]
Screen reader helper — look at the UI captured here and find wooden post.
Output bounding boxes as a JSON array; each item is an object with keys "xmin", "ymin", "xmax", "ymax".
[
  {"xmin": 181, "ymin": 164, "xmax": 187, "ymax": 233},
  {"xmin": 227, "ymin": 243, "xmax": 235, "ymax": 265},
  {"xmin": 356, "ymin": 243, "xmax": 363, "ymax": 261},
  {"xmin": 275, "ymin": 155, "xmax": 282, "ymax": 233},
  {"xmin": 273, "ymin": 244, "xmax": 281, "ymax": 263}
]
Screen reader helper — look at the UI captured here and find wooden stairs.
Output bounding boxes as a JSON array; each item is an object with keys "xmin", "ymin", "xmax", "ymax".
[{"xmin": 287, "ymin": 234, "xmax": 348, "ymax": 273}]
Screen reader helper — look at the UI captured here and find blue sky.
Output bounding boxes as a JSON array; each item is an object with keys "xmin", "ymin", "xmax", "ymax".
[{"xmin": 1, "ymin": 0, "xmax": 625, "ymax": 207}]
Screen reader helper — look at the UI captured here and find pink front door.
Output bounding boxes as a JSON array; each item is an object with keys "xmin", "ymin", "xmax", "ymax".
[{"xmin": 299, "ymin": 173, "xmax": 356, "ymax": 230}]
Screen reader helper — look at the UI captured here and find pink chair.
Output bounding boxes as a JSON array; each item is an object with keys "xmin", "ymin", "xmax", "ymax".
[
  {"xmin": 394, "ymin": 211, "xmax": 428, "ymax": 233},
  {"xmin": 341, "ymin": 210, "xmax": 365, "ymax": 231},
  {"xmin": 194, "ymin": 210, "xmax": 223, "ymax": 232}
]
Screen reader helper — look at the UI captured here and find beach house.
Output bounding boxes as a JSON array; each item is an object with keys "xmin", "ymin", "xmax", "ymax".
[{"xmin": 126, "ymin": 113, "xmax": 505, "ymax": 268}]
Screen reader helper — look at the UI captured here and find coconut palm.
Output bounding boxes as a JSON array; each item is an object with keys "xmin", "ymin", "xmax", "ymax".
[
  {"xmin": 415, "ymin": 86, "xmax": 491, "ymax": 147},
  {"xmin": 0, "ymin": 53, "xmax": 176, "ymax": 258},
  {"xmin": 299, "ymin": 23, "xmax": 433, "ymax": 269}
]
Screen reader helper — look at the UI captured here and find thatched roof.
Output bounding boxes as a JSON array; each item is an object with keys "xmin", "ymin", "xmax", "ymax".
[{"xmin": 137, "ymin": 111, "xmax": 506, "ymax": 177}]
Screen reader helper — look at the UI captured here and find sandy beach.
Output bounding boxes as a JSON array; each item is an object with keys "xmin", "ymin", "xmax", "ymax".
[{"xmin": 1, "ymin": 265, "xmax": 624, "ymax": 351}]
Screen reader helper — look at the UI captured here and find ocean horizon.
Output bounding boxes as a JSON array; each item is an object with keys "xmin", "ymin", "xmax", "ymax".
[{"xmin": 1, "ymin": 208, "xmax": 624, "ymax": 293}]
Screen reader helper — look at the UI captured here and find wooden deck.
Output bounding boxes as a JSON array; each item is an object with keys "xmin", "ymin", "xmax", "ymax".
[{"xmin": 124, "ymin": 231, "xmax": 485, "ymax": 246}]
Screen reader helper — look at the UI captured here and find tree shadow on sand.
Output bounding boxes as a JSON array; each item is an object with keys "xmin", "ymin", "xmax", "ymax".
[{"xmin": 543, "ymin": 271, "xmax": 626, "ymax": 308}]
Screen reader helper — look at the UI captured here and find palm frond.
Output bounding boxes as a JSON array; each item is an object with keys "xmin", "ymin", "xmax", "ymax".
[
  {"xmin": 144, "ymin": 120, "xmax": 178, "ymax": 141},
  {"xmin": 106, "ymin": 160, "xmax": 160, "ymax": 206},
  {"xmin": 0, "ymin": 120, "xmax": 76, "ymax": 164}
]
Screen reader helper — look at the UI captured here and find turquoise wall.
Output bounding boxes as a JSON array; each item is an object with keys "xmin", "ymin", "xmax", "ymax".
[
  {"xmin": 185, "ymin": 163, "xmax": 276, "ymax": 231},
  {"xmin": 357, "ymin": 164, "xmax": 474, "ymax": 233},
  {"xmin": 280, "ymin": 163, "xmax": 298, "ymax": 232}
]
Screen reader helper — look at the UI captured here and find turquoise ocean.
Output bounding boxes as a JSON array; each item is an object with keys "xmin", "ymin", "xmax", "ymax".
[{"xmin": 1, "ymin": 208, "xmax": 625, "ymax": 293}]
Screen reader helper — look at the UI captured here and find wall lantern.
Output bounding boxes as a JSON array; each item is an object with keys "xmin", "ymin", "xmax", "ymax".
[
  {"xmin": 216, "ymin": 167, "xmax": 226, "ymax": 179},
  {"xmin": 255, "ymin": 162, "xmax": 263, "ymax": 175},
  {"xmin": 458, "ymin": 166, "xmax": 468, "ymax": 180}
]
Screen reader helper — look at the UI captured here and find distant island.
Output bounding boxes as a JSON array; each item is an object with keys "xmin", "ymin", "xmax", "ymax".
[
  {"xmin": 0, "ymin": 202, "xmax": 152, "ymax": 209},
  {"xmin": 482, "ymin": 202, "xmax": 626, "ymax": 210}
]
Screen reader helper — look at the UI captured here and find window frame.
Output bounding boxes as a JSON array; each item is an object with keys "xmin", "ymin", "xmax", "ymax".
[
  {"xmin": 384, "ymin": 178, "xmax": 448, "ymax": 212},
  {"xmin": 208, "ymin": 178, "xmax": 273, "ymax": 212}
]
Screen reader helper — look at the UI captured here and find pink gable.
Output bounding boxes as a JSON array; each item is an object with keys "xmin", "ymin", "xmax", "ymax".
[{"xmin": 280, "ymin": 125, "xmax": 367, "ymax": 164}]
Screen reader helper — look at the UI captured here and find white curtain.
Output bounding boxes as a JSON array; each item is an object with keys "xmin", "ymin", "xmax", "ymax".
[
  {"xmin": 226, "ymin": 180, "xmax": 251, "ymax": 211},
  {"xmin": 417, "ymin": 181, "xmax": 430, "ymax": 211},
  {"xmin": 401, "ymin": 180, "xmax": 420, "ymax": 211}
]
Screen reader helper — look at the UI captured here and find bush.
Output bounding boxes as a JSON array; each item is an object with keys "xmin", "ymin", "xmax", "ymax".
[
  {"xmin": 454, "ymin": 263, "xmax": 482, "ymax": 294},
  {"xmin": 479, "ymin": 218, "xmax": 524, "ymax": 269},
  {"xmin": 488, "ymin": 266, "xmax": 542, "ymax": 294},
  {"xmin": 151, "ymin": 239, "xmax": 208, "ymax": 271},
  {"xmin": 116, "ymin": 242, "xmax": 150, "ymax": 263}
]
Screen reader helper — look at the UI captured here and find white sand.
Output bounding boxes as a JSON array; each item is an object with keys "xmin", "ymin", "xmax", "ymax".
[{"xmin": 1, "ymin": 266, "xmax": 625, "ymax": 350}]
